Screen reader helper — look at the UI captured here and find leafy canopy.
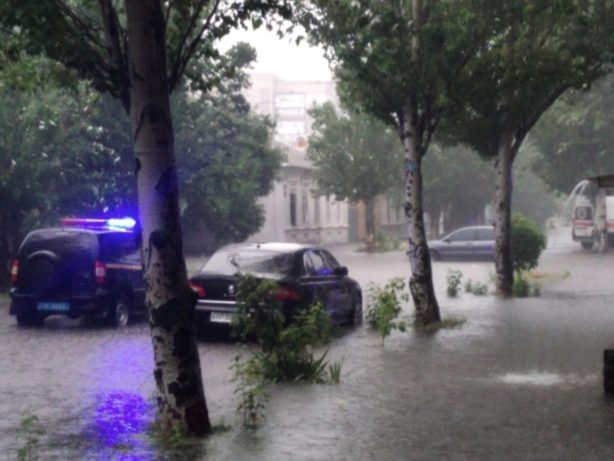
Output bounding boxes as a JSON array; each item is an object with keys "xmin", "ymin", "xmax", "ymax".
[
  {"xmin": 307, "ymin": 102, "xmax": 402, "ymax": 203},
  {"xmin": 531, "ymin": 73, "xmax": 614, "ymax": 194}
]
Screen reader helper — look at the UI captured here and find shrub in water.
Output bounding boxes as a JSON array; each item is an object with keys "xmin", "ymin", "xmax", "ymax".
[
  {"xmin": 365, "ymin": 277, "xmax": 408, "ymax": 342},
  {"xmin": 512, "ymin": 274, "xmax": 531, "ymax": 297},
  {"xmin": 511, "ymin": 213, "xmax": 547, "ymax": 273},
  {"xmin": 446, "ymin": 270, "xmax": 463, "ymax": 297},
  {"xmin": 231, "ymin": 274, "xmax": 340, "ymax": 426}
]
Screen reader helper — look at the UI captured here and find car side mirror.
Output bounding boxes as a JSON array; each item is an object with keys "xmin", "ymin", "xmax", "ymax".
[
  {"xmin": 334, "ymin": 266, "xmax": 349, "ymax": 276},
  {"xmin": 443, "ymin": 238, "xmax": 451, "ymax": 243}
]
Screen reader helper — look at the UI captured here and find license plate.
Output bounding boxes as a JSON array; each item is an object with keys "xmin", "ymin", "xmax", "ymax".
[
  {"xmin": 37, "ymin": 302, "xmax": 70, "ymax": 312},
  {"xmin": 575, "ymin": 227, "xmax": 591, "ymax": 236},
  {"xmin": 210, "ymin": 312, "xmax": 233, "ymax": 324}
]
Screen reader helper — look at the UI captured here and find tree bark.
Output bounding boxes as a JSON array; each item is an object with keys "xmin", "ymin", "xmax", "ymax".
[
  {"xmin": 400, "ymin": 110, "xmax": 441, "ymax": 326},
  {"xmin": 125, "ymin": 0, "xmax": 211, "ymax": 435},
  {"xmin": 365, "ymin": 197, "xmax": 376, "ymax": 239},
  {"xmin": 494, "ymin": 129, "xmax": 515, "ymax": 297}
]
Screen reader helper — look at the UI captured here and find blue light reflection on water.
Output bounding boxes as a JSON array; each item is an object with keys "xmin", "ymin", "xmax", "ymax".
[{"xmin": 83, "ymin": 334, "xmax": 156, "ymax": 460}]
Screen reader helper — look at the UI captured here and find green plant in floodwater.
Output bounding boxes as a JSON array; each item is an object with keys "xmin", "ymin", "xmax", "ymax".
[
  {"xmin": 16, "ymin": 413, "xmax": 45, "ymax": 461},
  {"xmin": 230, "ymin": 274, "xmax": 341, "ymax": 427},
  {"xmin": 365, "ymin": 278, "xmax": 408, "ymax": 343},
  {"xmin": 230, "ymin": 353, "xmax": 269, "ymax": 428},
  {"xmin": 327, "ymin": 359, "xmax": 344, "ymax": 384},
  {"xmin": 464, "ymin": 279, "xmax": 489, "ymax": 295},
  {"xmin": 446, "ymin": 270, "xmax": 463, "ymax": 297}
]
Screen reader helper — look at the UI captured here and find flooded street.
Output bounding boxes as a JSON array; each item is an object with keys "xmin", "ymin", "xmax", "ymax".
[{"xmin": 3, "ymin": 226, "xmax": 614, "ymax": 460}]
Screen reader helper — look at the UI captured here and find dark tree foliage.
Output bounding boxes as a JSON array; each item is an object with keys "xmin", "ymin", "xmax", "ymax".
[
  {"xmin": 307, "ymin": 102, "xmax": 403, "ymax": 237},
  {"xmin": 531, "ymin": 73, "xmax": 614, "ymax": 195}
]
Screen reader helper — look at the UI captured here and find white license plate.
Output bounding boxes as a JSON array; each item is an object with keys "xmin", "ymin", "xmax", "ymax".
[
  {"xmin": 37, "ymin": 302, "xmax": 70, "ymax": 312},
  {"xmin": 575, "ymin": 227, "xmax": 591, "ymax": 236},
  {"xmin": 210, "ymin": 312, "xmax": 233, "ymax": 324}
]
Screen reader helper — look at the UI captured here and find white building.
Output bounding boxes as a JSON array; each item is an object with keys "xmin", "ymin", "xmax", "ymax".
[
  {"xmin": 242, "ymin": 75, "xmax": 350, "ymax": 245},
  {"xmin": 247, "ymin": 141, "xmax": 349, "ymax": 244}
]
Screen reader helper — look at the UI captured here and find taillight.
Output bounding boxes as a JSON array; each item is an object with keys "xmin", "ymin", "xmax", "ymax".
[
  {"xmin": 10, "ymin": 260, "xmax": 19, "ymax": 285},
  {"xmin": 274, "ymin": 285, "xmax": 299, "ymax": 301},
  {"xmin": 189, "ymin": 282, "xmax": 206, "ymax": 298},
  {"xmin": 95, "ymin": 261, "xmax": 107, "ymax": 286}
]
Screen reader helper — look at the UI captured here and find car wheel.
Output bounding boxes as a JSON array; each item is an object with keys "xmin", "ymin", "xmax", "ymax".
[
  {"xmin": 348, "ymin": 295, "xmax": 363, "ymax": 327},
  {"xmin": 107, "ymin": 292, "xmax": 131, "ymax": 327},
  {"xmin": 581, "ymin": 241, "xmax": 593, "ymax": 251},
  {"xmin": 16, "ymin": 312, "xmax": 44, "ymax": 327},
  {"xmin": 430, "ymin": 250, "xmax": 441, "ymax": 261}
]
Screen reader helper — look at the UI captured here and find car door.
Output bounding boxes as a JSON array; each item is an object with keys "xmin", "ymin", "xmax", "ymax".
[
  {"xmin": 445, "ymin": 228, "xmax": 477, "ymax": 259},
  {"xmin": 475, "ymin": 227, "xmax": 495, "ymax": 259},
  {"xmin": 300, "ymin": 249, "xmax": 351, "ymax": 323}
]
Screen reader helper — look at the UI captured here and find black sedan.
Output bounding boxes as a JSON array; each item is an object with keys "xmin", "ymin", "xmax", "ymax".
[
  {"xmin": 428, "ymin": 226, "xmax": 495, "ymax": 261},
  {"xmin": 188, "ymin": 242, "xmax": 362, "ymax": 329}
]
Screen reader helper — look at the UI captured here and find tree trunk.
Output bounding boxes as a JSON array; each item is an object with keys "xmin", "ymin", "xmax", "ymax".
[
  {"xmin": 365, "ymin": 197, "xmax": 376, "ymax": 238},
  {"xmin": 494, "ymin": 130, "xmax": 515, "ymax": 297},
  {"xmin": 125, "ymin": 0, "xmax": 211, "ymax": 435},
  {"xmin": 401, "ymin": 111, "xmax": 441, "ymax": 326}
]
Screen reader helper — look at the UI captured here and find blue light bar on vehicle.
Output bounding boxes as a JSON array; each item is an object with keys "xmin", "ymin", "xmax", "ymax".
[{"xmin": 60, "ymin": 217, "xmax": 136, "ymax": 231}]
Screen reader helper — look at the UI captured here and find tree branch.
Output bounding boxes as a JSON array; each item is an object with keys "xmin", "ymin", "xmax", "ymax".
[{"xmin": 168, "ymin": 0, "xmax": 221, "ymax": 92}]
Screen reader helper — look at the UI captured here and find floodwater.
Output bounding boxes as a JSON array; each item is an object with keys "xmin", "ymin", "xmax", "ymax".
[{"xmin": 2, "ymin": 227, "xmax": 614, "ymax": 460}]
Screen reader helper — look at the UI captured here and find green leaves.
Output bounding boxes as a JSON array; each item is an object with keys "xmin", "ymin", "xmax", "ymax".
[
  {"xmin": 306, "ymin": 102, "xmax": 402, "ymax": 204},
  {"xmin": 532, "ymin": 74, "xmax": 614, "ymax": 194}
]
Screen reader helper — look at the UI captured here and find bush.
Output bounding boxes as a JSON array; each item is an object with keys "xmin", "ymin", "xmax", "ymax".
[
  {"xmin": 464, "ymin": 278, "xmax": 489, "ymax": 295},
  {"xmin": 446, "ymin": 270, "xmax": 463, "ymax": 297},
  {"xmin": 512, "ymin": 274, "xmax": 531, "ymax": 297},
  {"xmin": 511, "ymin": 213, "xmax": 547, "ymax": 273},
  {"xmin": 231, "ymin": 274, "xmax": 341, "ymax": 426},
  {"xmin": 375, "ymin": 230, "xmax": 402, "ymax": 252},
  {"xmin": 365, "ymin": 277, "xmax": 408, "ymax": 342}
]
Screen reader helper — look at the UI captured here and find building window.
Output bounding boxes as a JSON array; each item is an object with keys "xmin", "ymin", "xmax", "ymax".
[
  {"xmin": 314, "ymin": 196, "xmax": 321, "ymax": 226},
  {"xmin": 290, "ymin": 192, "xmax": 297, "ymax": 227},
  {"xmin": 302, "ymin": 191, "xmax": 309, "ymax": 225}
]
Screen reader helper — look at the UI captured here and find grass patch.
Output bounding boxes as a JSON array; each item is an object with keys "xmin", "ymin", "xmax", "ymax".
[{"xmin": 415, "ymin": 316, "xmax": 467, "ymax": 332}]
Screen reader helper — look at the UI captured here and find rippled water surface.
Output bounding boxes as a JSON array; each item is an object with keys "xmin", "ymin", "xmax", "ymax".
[{"xmin": 2, "ymin": 227, "xmax": 614, "ymax": 460}]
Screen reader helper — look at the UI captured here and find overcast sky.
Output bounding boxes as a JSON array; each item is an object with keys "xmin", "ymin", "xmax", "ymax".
[{"xmin": 220, "ymin": 28, "xmax": 332, "ymax": 81}]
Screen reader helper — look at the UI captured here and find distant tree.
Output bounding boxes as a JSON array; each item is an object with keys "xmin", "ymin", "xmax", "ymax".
[
  {"xmin": 423, "ymin": 144, "xmax": 493, "ymax": 235},
  {"xmin": 531, "ymin": 74, "xmax": 614, "ymax": 195},
  {"xmin": 0, "ymin": 88, "xmax": 64, "ymax": 287},
  {"xmin": 298, "ymin": 0, "xmax": 496, "ymax": 326},
  {"xmin": 306, "ymin": 102, "xmax": 402, "ymax": 240},
  {"xmin": 1, "ymin": 0, "xmax": 292, "ymax": 435},
  {"xmin": 442, "ymin": 1, "xmax": 613, "ymax": 296}
]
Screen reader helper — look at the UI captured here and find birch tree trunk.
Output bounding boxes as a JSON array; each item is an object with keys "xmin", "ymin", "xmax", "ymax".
[
  {"xmin": 365, "ymin": 197, "xmax": 376, "ymax": 239},
  {"xmin": 493, "ymin": 130, "xmax": 515, "ymax": 297},
  {"xmin": 125, "ymin": 0, "xmax": 211, "ymax": 435},
  {"xmin": 401, "ymin": 111, "xmax": 441, "ymax": 326}
]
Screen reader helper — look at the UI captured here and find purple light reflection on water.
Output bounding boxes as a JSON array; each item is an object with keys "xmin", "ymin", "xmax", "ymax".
[
  {"xmin": 95, "ymin": 392, "xmax": 151, "ymax": 447},
  {"xmin": 82, "ymin": 334, "xmax": 157, "ymax": 460}
]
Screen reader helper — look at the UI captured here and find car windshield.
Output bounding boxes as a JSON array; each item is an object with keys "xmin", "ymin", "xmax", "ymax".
[{"xmin": 201, "ymin": 249, "xmax": 294, "ymax": 276}]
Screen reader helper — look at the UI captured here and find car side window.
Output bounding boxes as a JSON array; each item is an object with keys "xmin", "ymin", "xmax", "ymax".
[
  {"xmin": 303, "ymin": 250, "xmax": 332, "ymax": 276},
  {"xmin": 477, "ymin": 228, "xmax": 495, "ymax": 241},
  {"xmin": 448, "ymin": 229, "xmax": 475, "ymax": 242},
  {"xmin": 320, "ymin": 250, "xmax": 340, "ymax": 270}
]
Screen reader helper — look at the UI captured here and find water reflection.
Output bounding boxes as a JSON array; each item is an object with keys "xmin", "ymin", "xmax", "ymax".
[
  {"xmin": 89, "ymin": 391, "xmax": 153, "ymax": 460},
  {"xmin": 83, "ymin": 334, "xmax": 156, "ymax": 460}
]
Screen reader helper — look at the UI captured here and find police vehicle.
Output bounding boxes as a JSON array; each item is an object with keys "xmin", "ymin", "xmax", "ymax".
[{"xmin": 9, "ymin": 218, "xmax": 145, "ymax": 327}]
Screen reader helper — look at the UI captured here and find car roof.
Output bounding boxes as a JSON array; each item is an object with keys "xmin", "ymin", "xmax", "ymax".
[
  {"xmin": 30, "ymin": 227, "xmax": 132, "ymax": 235},
  {"xmin": 217, "ymin": 242, "xmax": 312, "ymax": 253}
]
